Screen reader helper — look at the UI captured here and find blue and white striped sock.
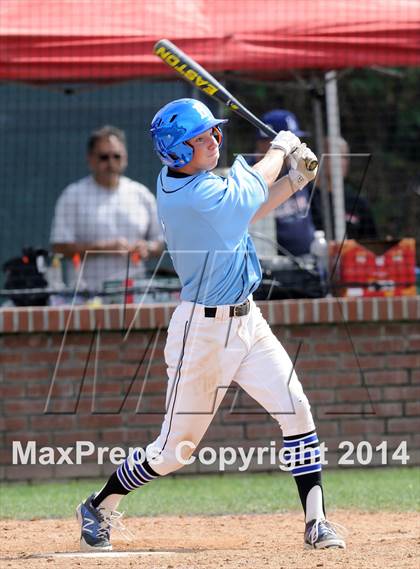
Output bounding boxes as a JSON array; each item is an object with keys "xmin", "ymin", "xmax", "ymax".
[
  {"xmin": 116, "ymin": 448, "xmax": 159, "ymax": 491},
  {"xmin": 283, "ymin": 430, "xmax": 322, "ymax": 477}
]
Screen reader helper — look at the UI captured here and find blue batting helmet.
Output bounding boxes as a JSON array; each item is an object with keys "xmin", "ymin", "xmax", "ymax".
[{"xmin": 150, "ymin": 98, "xmax": 228, "ymax": 168}]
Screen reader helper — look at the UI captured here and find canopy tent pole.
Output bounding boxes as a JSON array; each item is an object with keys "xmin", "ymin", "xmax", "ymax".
[
  {"xmin": 325, "ymin": 70, "xmax": 346, "ymax": 243},
  {"xmin": 312, "ymin": 87, "xmax": 333, "ymax": 242}
]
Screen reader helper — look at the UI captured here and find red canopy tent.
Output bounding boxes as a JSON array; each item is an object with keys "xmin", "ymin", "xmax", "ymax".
[
  {"xmin": 0, "ymin": 0, "xmax": 419, "ymax": 82},
  {"xmin": 0, "ymin": 0, "xmax": 418, "ymax": 242}
]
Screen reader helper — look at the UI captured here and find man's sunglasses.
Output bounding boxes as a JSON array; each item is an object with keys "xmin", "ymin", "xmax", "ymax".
[{"xmin": 97, "ymin": 153, "xmax": 122, "ymax": 161}]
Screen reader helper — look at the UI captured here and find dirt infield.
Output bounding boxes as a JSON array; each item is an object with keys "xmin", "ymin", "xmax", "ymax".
[{"xmin": 1, "ymin": 510, "xmax": 418, "ymax": 568}]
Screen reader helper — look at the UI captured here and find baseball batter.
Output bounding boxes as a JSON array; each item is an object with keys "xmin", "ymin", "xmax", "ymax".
[{"xmin": 77, "ymin": 98, "xmax": 346, "ymax": 551}]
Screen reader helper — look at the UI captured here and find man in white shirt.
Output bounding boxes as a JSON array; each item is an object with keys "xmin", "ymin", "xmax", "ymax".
[{"xmin": 50, "ymin": 125, "xmax": 164, "ymax": 294}]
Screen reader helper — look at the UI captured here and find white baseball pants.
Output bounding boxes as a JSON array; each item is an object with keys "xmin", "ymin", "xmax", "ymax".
[{"xmin": 147, "ymin": 299, "xmax": 315, "ymax": 475}]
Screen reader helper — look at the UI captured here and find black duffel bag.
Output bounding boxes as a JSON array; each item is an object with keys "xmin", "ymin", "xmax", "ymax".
[{"xmin": 2, "ymin": 247, "xmax": 50, "ymax": 306}]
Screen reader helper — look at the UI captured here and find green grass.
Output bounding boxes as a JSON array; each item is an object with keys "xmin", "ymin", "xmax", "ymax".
[{"xmin": 0, "ymin": 467, "xmax": 418, "ymax": 520}]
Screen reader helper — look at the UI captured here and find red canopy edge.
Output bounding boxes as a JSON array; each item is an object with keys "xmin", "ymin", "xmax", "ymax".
[{"xmin": 0, "ymin": 0, "xmax": 419, "ymax": 82}]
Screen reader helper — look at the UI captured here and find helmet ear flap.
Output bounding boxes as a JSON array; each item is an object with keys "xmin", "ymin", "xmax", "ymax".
[{"xmin": 167, "ymin": 141, "xmax": 194, "ymax": 167}]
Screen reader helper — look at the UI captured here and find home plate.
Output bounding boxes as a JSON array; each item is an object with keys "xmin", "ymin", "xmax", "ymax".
[{"xmin": 30, "ymin": 551, "xmax": 174, "ymax": 559}]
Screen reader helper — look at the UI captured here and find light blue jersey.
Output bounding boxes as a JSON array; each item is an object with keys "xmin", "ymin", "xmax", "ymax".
[{"xmin": 156, "ymin": 155, "xmax": 268, "ymax": 305}]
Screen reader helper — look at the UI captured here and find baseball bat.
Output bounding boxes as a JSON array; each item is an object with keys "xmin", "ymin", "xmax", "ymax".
[{"xmin": 153, "ymin": 39, "xmax": 317, "ymax": 171}]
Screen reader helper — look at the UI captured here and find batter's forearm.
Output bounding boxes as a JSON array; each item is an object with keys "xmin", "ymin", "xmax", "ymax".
[
  {"xmin": 252, "ymin": 147, "xmax": 286, "ymax": 187},
  {"xmin": 251, "ymin": 175, "xmax": 296, "ymax": 223}
]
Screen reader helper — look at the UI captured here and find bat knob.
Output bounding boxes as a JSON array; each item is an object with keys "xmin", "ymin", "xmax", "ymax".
[{"xmin": 306, "ymin": 159, "xmax": 318, "ymax": 171}]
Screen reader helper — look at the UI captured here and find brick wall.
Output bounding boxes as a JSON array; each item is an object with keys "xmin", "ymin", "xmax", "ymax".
[{"xmin": 1, "ymin": 297, "xmax": 419, "ymax": 481}]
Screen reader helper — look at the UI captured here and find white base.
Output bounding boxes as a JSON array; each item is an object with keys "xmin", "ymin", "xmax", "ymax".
[{"xmin": 29, "ymin": 551, "xmax": 174, "ymax": 559}]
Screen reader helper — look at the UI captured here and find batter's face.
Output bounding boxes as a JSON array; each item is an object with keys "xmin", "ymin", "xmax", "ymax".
[
  {"xmin": 88, "ymin": 135, "xmax": 128, "ymax": 189},
  {"xmin": 179, "ymin": 128, "xmax": 220, "ymax": 175}
]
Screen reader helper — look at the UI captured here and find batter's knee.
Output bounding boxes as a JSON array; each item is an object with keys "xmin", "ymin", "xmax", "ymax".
[
  {"xmin": 273, "ymin": 392, "xmax": 316, "ymax": 437},
  {"xmin": 145, "ymin": 437, "xmax": 197, "ymax": 476}
]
